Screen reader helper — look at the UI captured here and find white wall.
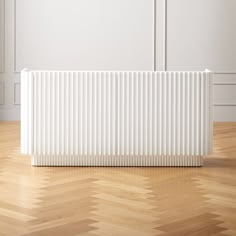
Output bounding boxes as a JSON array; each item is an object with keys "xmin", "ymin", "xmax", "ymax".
[
  {"xmin": 167, "ymin": 0, "xmax": 236, "ymax": 121},
  {"xmin": 0, "ymin": 0, "xmax": 21, "ymax": 120},
  {"xmin": 167, "ymin": 0, "xmax": 236, "ymax": 71},
  {"xmin": 0, "ymin": 0, "xmax": 235, "ymax": 121},
  {"xmin": 0, "ymin": 0, "xmax": 5, "ymax": 106},
  {"xmin": 15, "ymin": 0, "xmax": 155, "ymax": 71}
]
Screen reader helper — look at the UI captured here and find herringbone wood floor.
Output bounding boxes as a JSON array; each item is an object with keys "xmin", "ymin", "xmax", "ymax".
[{"xmin": 0, "ymin": 122, "xmax": 235, "ymax": 236}]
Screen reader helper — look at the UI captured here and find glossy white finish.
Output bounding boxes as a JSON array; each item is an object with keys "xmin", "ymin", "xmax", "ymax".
[{"xmin": 21, "ymin": 70, "xmax": 213, "ymax": 166}]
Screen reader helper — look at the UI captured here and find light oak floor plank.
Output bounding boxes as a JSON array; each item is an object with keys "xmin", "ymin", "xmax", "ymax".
[{"xmin": 0, "ymin": 122, "xmax": 235, "ymax": 236}]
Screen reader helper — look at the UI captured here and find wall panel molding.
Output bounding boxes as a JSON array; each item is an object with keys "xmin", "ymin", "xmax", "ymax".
[
  {"xmin": 213, "ymin": 73, "xmax": 236, "ymax": 85},
  {"xmin": 214, "ymin": 83, "xmax": 236, "ymax": 85},
  {"xmin": 13, "ymin": 82, "xmax": 20, "ymax": 105},
  {"xmin": 2, "ymin": 0, "xmax": 236, "ymax": 121},
  {"xmin": 214, "ymin": 72, "xmax": 236, "ymax": 75},
  {"xmin": 12, "ymin": 0, "xmax": 236, "ymax": 75},
  {"xmin": 214, "ymin": 103, "xmax": 236, "ymax": 107},
  {"xmin": 213, "ymin": 80, "xmax": 236, "ymax": 106},
  {"xmin": 0, "ymin": 108, "xmax": 20, "ymax": 120},
  {"xmin": 214, "ymin": 106, "xmax": 236, "ymax": 122},
  {"xmin": 13, "ymin": 0, "xmax": 18, "ymax": 73},
  {"xmin": 0, "ymin": 0, "xmax": 5, "ymax": 73},
  {"xmin": 155, "ymin": 0, "xmax": 166, "ymax": 70},
  {"xmin": 0, "ymin": 81, "xmax": 4, "ymax": 104},
  {"xmin": 13, "ymin": 0, "xmax": 168, "ymax": 72}
]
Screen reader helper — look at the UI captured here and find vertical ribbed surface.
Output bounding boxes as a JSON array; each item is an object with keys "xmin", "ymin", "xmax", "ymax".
[{"xmin": 21, "ymin": 71, "xmax": 213, "ymax": 166}]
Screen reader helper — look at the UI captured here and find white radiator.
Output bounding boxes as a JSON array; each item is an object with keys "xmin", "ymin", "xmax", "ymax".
[{"xmin": 21, "ymin": 70, "xmax": 213, "ymax": 166}]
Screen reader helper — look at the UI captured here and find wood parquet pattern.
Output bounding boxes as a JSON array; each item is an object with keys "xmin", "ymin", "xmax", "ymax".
[{"xmin": 0, "ymin": 122, "xmax": 235, "ymax": 236}]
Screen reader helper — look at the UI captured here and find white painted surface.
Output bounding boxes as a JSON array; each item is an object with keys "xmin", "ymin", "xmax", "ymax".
[
  {"xmin": 166, "ymin": 0, "xmax": 236, "ymax": 121},
  {"xmin": 13, "ymin": 83, "xmax": 20, "ymax": 104},
  {"xmin": 0, "ymin": 0, "xmax": 21, "ymax": 120},
  {"xmin": 214, "ymin": 106, "xmax": 236, "ymax": 122},
  {"xmin": 15, "ymin": 0, "xmax": 154, "ymax": 71},
  {"xmin": 167, "ymin": 0, "xmax": 236, "ymax": 71},
  {"xmin": 213, "ymin": 73, "xmax": 236, "ymax": 121},
  {"xmin": 155, "ymin": 0, "xmax": 166, "ymax": 70},
  {"xmin": 0, "ymin": 0, "xmax": 236, "ymax": 121},
  {"xmin": 214, "ymin": 73, "xmax": 236, "ymax": 84},
  {"xmin": 21, "ymin": 70, "xmax": 213, "ymax": 166},
  {"xmin": 214, "ymin": 85, "xmax": 236, "ymax": 104},
  {"xmin": 0, "ymin": 0, "xmax": 4, "ymax": 72},
  {"xmin": 0, "ymin": 81, "xmax": 4, "ymax": 104}
]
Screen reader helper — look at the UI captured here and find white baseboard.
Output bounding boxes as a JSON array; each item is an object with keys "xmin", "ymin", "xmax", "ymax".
[
  {"xmin": 0, "ymin": 108, "xmax": 20, "ymax": 121},
  {"xmin": 213, "ymin": 106, "xmax": 236, "ymax": 122}
]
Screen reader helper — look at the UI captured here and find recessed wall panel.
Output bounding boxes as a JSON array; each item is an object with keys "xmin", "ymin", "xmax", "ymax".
[
  {"xmin": 167, "ymin": 0, "xmax": 236, "ymax": 71},
  {"xmin": 214, "ymin": 85, "xmax": 236, "ymax": 104},
  {"xmin": 0, "ymin": 81, "xmax": 4, "ymax": 104},
  {"xmin": 214, "ymin": 106, "xmax": 236, "ymax": 122},
  {"xmin": 214, "ymin": 73, "xmax": 236, "ymax": 84},
  {"xmin": 14, "ymin": 83, "xmax": 20, "ymax": 105},
  {"xmin": 0, "ymin": 0, "xmax": 4, "ymax": 72},
  {"xmin": 15, "ymin": 0, "xmax": 154, "ymax": 71}
]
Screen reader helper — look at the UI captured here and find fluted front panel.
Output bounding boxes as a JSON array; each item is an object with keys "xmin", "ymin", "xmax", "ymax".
[{"xmin": 21, "ymin": 70, "xmax": 213, "ymax": 166}]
